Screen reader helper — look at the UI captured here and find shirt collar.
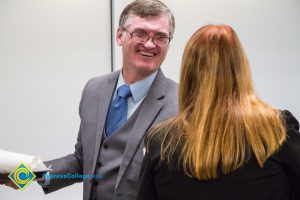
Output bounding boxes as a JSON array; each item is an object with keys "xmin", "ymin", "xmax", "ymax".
[{"xmin": 116, "ymin": 70, "xmax": 158, "ymax": 102}]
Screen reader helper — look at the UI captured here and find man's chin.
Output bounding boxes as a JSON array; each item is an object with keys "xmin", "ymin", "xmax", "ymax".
[{"xmin": 136, "ymin": 66, "xmax": 158, "ymax": 75}]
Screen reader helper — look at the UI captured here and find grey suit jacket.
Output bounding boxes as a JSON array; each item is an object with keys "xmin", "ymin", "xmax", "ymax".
[{"xmin": 43, "ymin": 69, "xmax": 178, "ymax": 200}]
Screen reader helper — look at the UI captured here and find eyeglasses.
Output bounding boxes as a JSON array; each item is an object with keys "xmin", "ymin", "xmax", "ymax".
[{"xmin": 123, "ymin": 29, "xmax": 170, "ymax": 47}]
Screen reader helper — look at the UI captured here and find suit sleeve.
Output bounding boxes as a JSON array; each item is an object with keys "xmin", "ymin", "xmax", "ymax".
[
  {"xmin": 42, "ymin": 125, "xmax": 84, "ymax": 193},
  {"xmin": 280, "ymin": 110, "xmax": 300, "ymax": 198},
  {"xmin": 41, "ymin": 80, "xmax": 91, "ymax": 194}
]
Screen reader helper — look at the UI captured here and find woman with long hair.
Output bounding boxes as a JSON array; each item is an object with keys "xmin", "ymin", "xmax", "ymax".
[{"xmin": 137, "ymin": 24, "xmax": 300, "ymax": 200}]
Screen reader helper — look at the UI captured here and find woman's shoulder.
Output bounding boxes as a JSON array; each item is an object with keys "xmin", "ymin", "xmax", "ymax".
[
  {"xmin": 145, "ymin": 122, "xmax": 181, "ymax": 156},
  {"xmin": 277, "ymin": 110, "xmax": 300, "ymax": 159},
  {"xmin": 281, "ymin": 110, "xmax": 300, "ymax": 134},
  {"xmin": 277, "ymin": 110, "xmax": 300, "ymax": 198}
]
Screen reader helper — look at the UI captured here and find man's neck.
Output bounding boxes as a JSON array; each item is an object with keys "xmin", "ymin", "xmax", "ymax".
[{"xmin": 122, "ymin": 68, "xmax": 158, "ymax": 84}]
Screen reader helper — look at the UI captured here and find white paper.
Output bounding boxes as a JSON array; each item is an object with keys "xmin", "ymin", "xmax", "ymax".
[{"xmin": 0, "ymin": 149, "xmax": 51, "ymax": 173}]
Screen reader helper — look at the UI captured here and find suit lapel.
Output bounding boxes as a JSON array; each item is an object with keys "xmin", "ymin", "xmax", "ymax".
[
  {"xmin": 115, "ymin": 70, "xmax": 166, "ymax": 188},
  {"xmin": 91, "ymin": 71, "xmax": 119, "ymax": 175}
]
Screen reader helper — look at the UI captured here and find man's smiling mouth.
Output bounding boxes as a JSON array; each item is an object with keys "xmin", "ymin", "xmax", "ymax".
[{"xmin": 138, "ymin": 50, "xmax": 156, "ymax": 57}]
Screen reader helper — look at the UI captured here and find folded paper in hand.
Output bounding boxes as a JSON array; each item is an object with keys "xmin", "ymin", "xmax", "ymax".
[{"xmin": 0, "ymin": 149, "xmax": 51, "ymax": 173}]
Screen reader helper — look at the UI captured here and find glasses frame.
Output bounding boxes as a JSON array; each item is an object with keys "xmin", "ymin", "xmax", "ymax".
[{"xmin": 123, "ymin": 29, "xmax": 171, "ymax": 47}]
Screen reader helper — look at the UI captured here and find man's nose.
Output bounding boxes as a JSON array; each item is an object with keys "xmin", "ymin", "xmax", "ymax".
[{"xmin": 143, "ymin": 37, "xmax": 156, "ymax": 48}]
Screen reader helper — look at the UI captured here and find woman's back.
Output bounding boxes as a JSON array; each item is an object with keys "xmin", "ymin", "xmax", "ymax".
[{"xmin": 138, "ymin": 111, "xmax": 300, "ymax": 200}]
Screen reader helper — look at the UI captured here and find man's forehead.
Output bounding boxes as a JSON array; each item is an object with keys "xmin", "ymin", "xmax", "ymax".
[{"xmin": 126, "ymin": 15, "xmax": 170, "ymax": 34}]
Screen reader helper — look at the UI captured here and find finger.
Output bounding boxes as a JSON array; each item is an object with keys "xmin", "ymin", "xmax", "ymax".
[
  {"xmin": 35, "ymin": 178, "xmax": 45, "ymax": 182},
  {"xmin": 6, "ymin": 182, "xmax": 19, "ymax": 190}
]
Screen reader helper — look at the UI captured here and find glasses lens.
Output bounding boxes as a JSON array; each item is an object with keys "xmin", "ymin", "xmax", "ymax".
[
  {"xmin": 153, "ymin": 37, "xmax": 169, "ymax": 46},
  {"xmin": 131, "ymin": 32, "xmax": 148, "ymax": 43}
]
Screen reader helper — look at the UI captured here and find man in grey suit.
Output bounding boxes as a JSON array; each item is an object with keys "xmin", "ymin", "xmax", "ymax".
[
  {"xmin": 0, "ymin": 0, "xmax": 177, "ymax": 199},
  {"xmin": 40, "ymin": 0, "xmax": 178, "ymax": 200}
]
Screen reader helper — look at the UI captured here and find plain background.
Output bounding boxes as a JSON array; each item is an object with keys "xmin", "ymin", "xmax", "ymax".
[{"xmin": 1, "ymin": 0, "xmax": 299, "ymax": 199}]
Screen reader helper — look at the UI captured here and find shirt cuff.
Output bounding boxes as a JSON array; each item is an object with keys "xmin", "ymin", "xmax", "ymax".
[{"xmin": 38, "ymin": 171, "xmax": 50, "ymax": 187}]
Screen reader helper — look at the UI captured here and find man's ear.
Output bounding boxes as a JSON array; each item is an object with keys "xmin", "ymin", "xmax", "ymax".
[{"xmin": 116, "ymin": 27, "xmax": 123, "ymax": 46}]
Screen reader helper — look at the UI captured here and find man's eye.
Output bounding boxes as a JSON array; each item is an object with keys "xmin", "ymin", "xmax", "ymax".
[
  {"xmin": 133, "ymin": 32, "xmax": 147, "ymax": 37},
  {"xmin": 154, "ymin": 36, "xmax": 168, "ymax": 41}
]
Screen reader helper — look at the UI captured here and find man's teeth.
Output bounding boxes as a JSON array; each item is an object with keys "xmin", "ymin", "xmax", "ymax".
[{"xmin": 139, "ymin": 51, "xmax": 155, "ymax": 57}]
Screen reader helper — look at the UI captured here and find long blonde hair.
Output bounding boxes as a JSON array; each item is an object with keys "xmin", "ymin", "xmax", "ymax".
[{"xmin": 148, "ymin": 24, "xmax": 286, "ymax": 180}]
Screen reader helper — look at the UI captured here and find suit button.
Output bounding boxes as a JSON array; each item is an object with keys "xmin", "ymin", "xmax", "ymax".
[
  {"xmin": 103, "ymin": 144, "xmax": 108, "ymax": 149},
  {"xmin": 97, "ymin": 161, "xmax": 102, "ymax": 167}
]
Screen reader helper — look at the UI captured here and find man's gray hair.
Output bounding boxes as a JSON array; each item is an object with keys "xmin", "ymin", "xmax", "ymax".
[{"xmin": 119, "ymin": 0, "xmax": 175, "ymax": 39}]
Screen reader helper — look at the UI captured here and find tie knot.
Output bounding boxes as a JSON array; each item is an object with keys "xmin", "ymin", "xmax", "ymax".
[{"xmin": 117, "ymin": 84, "xmax": 132, "ymax": 99}]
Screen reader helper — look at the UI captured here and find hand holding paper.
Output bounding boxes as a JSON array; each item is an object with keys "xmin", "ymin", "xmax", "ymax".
[
  {"xmin": 0, "ymin": 149, "xmax": 51, "ymax": 190},
  {"xmin": 0, "ymin": 149, "xmax": 51, "ymax": 179}
]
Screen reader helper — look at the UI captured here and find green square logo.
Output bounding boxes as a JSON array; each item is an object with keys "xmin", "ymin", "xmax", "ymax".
[{"xmin": 8, "ymin": 163, "xmax": 36, "ymax": 190}]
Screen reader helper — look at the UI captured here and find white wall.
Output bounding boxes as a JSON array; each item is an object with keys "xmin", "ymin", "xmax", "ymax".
[
  {"xmin": 0, "ymin": 0, "xmax": 111, "ymax": 199},
  {"xmin": 113, "ymin": 0, "xmax": 300, "ymax": 119},
  {"xmin": 1, "ymin": 0, "xmax": 299, "ymax": 199}
]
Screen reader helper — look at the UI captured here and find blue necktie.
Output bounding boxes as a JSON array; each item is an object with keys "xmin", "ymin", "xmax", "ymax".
[{"xmin": 105, "ymin": 84, "xmax": 132, "ymax": 137}]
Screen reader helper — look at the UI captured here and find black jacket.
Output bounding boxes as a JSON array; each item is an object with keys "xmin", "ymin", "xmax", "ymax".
[{"xmin": 137, "ymin": 110, "xmax": 300, "ymax": 200}]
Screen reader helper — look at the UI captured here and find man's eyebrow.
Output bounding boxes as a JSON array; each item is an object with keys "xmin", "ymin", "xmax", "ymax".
[
  {"xmin": 131, "ymin": 28, "xmax": 147, "ymax": 33},
  {"xmin": 132, "ymin": 28, "xmax": 169, "ymax": 36},
  {"xmin": 155, "ymin": 32, "xmax": 169, "ymax": 37}
]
